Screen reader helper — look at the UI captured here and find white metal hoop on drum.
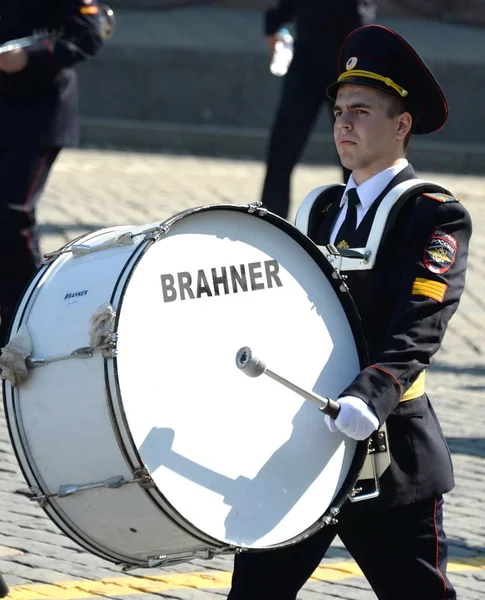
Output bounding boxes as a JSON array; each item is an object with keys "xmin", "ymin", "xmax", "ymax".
[{"xmin": 3, "ymin": 203, "xmax": 369, "ymax": 570}]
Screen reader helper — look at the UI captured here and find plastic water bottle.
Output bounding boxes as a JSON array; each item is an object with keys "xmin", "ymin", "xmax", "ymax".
[{"xmin": 270, "ymin": 28, "xmax": 294, "ymax": 77}]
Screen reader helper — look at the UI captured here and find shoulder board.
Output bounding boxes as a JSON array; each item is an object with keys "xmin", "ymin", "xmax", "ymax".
[{"xmin": 422, "ymin": 192, "xmax": 460, "ymax": 203}]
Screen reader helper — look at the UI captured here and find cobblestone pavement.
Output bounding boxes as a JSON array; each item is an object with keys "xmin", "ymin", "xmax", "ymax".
[{"xmin": 0, "ymin": 148, "xmax": 484, "ymax": 599}]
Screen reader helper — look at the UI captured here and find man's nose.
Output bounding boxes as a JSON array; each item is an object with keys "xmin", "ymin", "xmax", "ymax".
[{"xmin": 336, "ymin": 116, "xmax": 352, "ymax": 130}]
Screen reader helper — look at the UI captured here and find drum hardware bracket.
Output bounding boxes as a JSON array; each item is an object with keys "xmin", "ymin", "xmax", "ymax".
[
  {"xmin": 368, "ymin": 429, "xmax": 388, "ymax": 454},
  {"xmin": 320, "ymin": 506, "xmax": 340, "ymax": 526},
  {"xmin": 141, "ymin": 223, "xmax": 171, "ymax": 242},
  {"xmin": 326, "ymin": 244, "xmax": 371, "ymax": 262},
  {"xmin": 120, "ymin": 548, "xmax": 224, "ymax": 572},
  {"xmin": 324, "ymin": 245, "xmax": 372, "ymax": 276},
  {"xmin": 247, "ymin": 201, "xmax": 268, "ymax": 216},
  {"xmin": 98, "ymin": 332, "xmax": 119, "ymax": 359},
  {"xmin": 71, "ymin": 232, "xmax": 135, "ymax": 257},
  {"xmin": 27, "ymin": 470, "xmax": 154, "ymax": 507},
  {"xmin": 349, "ymin": 430, "xmax": 389, "ymax": 503},
  {"xmin": 26, "ymin": 346, "xmax": 95, "ymax": 367},
  {"xmin": 44, "ymin": 232, "xmax": 136, "ymax": 263},
  {"xmin": 25, "ymin": 333, "xmax": 120, "ymax": 366}
]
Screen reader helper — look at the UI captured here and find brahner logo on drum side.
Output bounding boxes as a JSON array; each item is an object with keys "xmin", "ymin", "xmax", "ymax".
[{"xmin": 160, "ymin": 260, "xmax": 283, "ymax": 302}]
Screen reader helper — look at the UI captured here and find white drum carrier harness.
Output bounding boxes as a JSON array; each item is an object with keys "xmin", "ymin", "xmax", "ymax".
[
  {"xmin": 295, "ymin": 178, "xmax": 452, "ymax": 498},
  {"xmin": 296, "ymin": 179, "xmax": 452, "ymax": 272}
]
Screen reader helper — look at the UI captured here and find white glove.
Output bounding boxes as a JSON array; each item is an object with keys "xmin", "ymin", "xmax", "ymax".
[{"xmin": 325, "ymin": 395, "xmax": 379, "ymax": 441}]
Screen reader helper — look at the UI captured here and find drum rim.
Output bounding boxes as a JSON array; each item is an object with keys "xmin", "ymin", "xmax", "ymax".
[{"xmin": 107, "ymin": 203, "xmax": 370, "ymax": 552}]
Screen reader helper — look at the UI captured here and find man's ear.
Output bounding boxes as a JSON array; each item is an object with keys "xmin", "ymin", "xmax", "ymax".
[{"xmin": 396, "ymin": 112, "xmax": 413, "ymax": 140}]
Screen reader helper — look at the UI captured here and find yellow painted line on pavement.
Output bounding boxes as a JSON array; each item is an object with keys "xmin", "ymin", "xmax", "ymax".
[{"xmin": 6, "ymin": 557, "xmax": 485, "ymax": 599}]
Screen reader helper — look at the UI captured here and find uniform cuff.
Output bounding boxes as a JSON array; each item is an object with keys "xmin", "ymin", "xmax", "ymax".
[{"xmin": 340, "ymin": 366, "xmax": 402, "ymax": 423}]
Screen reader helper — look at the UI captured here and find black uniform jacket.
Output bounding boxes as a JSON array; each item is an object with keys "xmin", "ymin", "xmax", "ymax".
[
  {"xmin": 0, "ymin": 0, "xmax": 103, "ymax": 147},
  {"xmin": 309, "ymin": 165, "xmax": 472, "ymax": 505},
  {"xmin": 264, "ymin": 0, "xmax": 377, "ymax": 50}
]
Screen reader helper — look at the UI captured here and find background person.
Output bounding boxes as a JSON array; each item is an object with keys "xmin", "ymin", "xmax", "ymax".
[
  {"xmin": 0, "ymin": 0, "xmax": 105, "ymax": 346},
  {"xmin": 261, "ymin": 0, "xmax": 377, "ymax": 219}
]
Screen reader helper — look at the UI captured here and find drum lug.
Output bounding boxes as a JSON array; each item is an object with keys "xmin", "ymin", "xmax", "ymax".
[
  {"xmin": 247, "ymin": 201, "xmax": 267, "ymax": 217},
  {"xmin": 247, "ymin": 201, "xmax": 262, "ymax": 213},
  {"xmin": 132, "ymin": 467, "xmax": 155, "ymax": 489},
  {"xmin": 321, "ymin": 506, "xmax": 340, "ymax": 526},
  {"xmin": 42, "ymin": 249, "xmax": 63, "ymax": 263},
  {"xmin": 142, "ymin": 223, "xmax": 171, "ymax": 242},
  {"xmin": 101, "ymin": 332, "xmax": 118, "ymax": 359},
  {"xmin": 26, "ymin": 487, "xmax": 48, "ymax": 508}
]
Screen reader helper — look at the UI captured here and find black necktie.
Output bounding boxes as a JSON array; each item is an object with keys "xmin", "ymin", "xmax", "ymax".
[{"xmin": 334, "ymin": 188, "xmax": 360, "ymax": 249}]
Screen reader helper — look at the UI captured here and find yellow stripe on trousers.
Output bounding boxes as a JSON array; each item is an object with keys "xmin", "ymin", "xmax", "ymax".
[{"xmin": 6, "ymin": 557, "xmax": 485, "ymax": 599}]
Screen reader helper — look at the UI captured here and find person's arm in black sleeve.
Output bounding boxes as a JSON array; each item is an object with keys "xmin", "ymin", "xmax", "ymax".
[
  {"xmin": 341, "ymin": 198, "xmax": 472, "ymax": 424},
  {"xmin": 25, "ymin": 0, "xmax": 103, "ymax": 76},
  {"xmin": 264, "ymin": 0, "xmax": 297, "ymax": 36}
]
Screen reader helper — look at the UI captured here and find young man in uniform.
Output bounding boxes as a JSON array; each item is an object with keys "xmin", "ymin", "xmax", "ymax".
[
  {"xmin": 0, "ymin": 0, "xmax": 105, "ymax": 347},
  {"xmin": 227, "ymin": 24, "xmax": 471, "ymax": 600}
]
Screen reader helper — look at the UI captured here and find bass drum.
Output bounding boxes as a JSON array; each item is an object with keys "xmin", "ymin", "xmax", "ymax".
[{"xmin": 3, "ymin": 204, "xmax": 368, "ymax": 569}]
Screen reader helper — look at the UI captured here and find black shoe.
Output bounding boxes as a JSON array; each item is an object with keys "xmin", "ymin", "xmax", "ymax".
[{"xmin": 0, "ymin": 573, "xmax": 9, "ymax": 597}]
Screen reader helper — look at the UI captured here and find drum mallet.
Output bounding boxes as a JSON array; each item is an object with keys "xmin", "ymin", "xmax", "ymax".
[{"xmin": 235, "ymin": 346, "xmax": 341, "ymax": 420}]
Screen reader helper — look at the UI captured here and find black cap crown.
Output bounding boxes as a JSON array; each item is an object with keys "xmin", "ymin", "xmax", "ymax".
[{"xmin": 326, "ymin": 25, "xmax": 448, "ymax": 134}]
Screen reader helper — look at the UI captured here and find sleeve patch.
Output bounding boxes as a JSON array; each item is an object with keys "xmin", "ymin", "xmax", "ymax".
[
  {"xmin": 412, "ymin": 277, "xmax": 448, "ymax": 303},
  {"xmin": 424, "ymin": 229, "xmax": 457, "ymax": 274},
  {"xmin": 423, "ymin": 192, "xmax": 459, "ymax": 203},
  {"xmin": 80, "ymin": 6, "xmax": 99, "ymax": 14}
]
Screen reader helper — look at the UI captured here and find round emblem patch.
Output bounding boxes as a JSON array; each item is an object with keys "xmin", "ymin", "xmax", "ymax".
[
  {"xmin": 346, "ymin": 57, "xmax": 358, "ymax": 71},
  {"xmin": 424, "ymin": 230, "xmax": 457, "ymax": 274}
]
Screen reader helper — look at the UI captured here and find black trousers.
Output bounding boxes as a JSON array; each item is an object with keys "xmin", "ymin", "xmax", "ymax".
[
  {"xmin": 261, "ymin": 44, "xmax": 351, "ymax": 220},
  {"xmin": 0, "ymin": 146, "xmax": 60, "ymax": 346},
  {"xmin": 228, "ymin": 496, "xmax": 456, "ymax": 600}
]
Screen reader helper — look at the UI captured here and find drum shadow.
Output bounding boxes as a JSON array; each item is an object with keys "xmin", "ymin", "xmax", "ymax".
[{"xmin": 139, "ymin": 351, "xmax": 345, "ymax": 546}]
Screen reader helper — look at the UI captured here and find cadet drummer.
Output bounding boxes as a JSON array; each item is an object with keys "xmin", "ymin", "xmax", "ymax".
[{"xmin": 228, "ymin": 24, "xmax": 472, "ymax": 600}]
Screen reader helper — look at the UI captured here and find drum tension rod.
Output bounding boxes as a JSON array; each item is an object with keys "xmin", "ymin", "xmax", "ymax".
[
  {"xmin": 26, "ymin": 334, "xmax": 119, "ymax": 367},
  {"xmin": 235, "ymin": 346, "xmax": 341, "ymax": 420},
  {"xmin": 26, "ymin": 346, "xmax": 94, "ymax": 366},
  {"xmin": 27, "ymin": 468, "xmax": 154, "ymax": 507}
]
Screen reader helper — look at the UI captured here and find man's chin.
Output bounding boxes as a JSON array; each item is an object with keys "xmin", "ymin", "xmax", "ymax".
[{"xmin": 339, "ymin": 156, "xmax": 356, "ymax": 171}]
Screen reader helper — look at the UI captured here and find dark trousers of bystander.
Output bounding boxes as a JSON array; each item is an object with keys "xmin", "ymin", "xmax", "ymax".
[
  {"xmin": 0, "ymin": 146, "xmax": 60, "ymax": 346},
  {"xmin": 261, "ymin": 43, "xmax": 351, "ymax": 220}
]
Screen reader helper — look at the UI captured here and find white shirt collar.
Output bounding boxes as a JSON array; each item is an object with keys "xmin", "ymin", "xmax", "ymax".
[{"xmin": 340, "ymin": 159, "xmax": 410, "ymax": 209}]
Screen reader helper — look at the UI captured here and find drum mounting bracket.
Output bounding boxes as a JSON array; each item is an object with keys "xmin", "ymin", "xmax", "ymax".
[
  {"xmin": 350, "ymin": 427, "xmax": 390, "ymax": 503},
  {"xmin": 119, "ymin": 547, "xmax": 230, "ymax": 572}
]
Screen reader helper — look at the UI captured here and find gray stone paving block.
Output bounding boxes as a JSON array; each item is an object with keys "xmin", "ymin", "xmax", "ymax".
[
  {"xmin": 450, "ymin": 572, "xmax": 485, "ymax": 594},
  {"xmin": 299, "ymin": 579, "xmax": 376, "ymax": 599}
]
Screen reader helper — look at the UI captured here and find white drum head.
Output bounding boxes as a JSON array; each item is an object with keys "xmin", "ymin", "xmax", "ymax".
[{"xmin": 115, "ymin": 208, "xmax": 363, "ymax": 549}]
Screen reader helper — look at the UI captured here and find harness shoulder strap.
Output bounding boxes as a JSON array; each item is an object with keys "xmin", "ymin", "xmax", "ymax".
[
  {"xmin": 297, "ymin": 179, "xmax": 454, "ymax": 272},
  {"xmin": 295, "ymin": 184, "xmax": 345, "ymax": 237}
]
